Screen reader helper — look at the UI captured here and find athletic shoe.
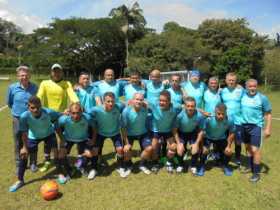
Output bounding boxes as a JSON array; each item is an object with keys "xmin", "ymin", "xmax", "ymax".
[
  {"xmin": 151, "ymin": 163, "xmax": 160, "ymax": 173},
  {"xmin": 176, "ymin": 166, "xmax": 184, "ymax": 173},
  {"xmin": 223, "ymin": 166, "xmax": 233, "ymax": 176},
  {"xmin": 123, "ymin": 168, "xmax": 132, "ymax": 178},
  {"xmin": 57, "ymin": 174, "xmax": 69, "ymax": 184},
  {"xmin": 189, "ymin": 167, "xmax": 197, "ymax": 175},
  {"xmin": 116, "ymin": 167, "xmax": 126, "ymax": 178},
  {"xmin": 88, "ymin": 169, "xmax": 97, "ymax": 180},
  {"xmin": 250, "ymin": 174, "xmax": 260, "ymax": 183},
  {"xmin": 139, "ymin": 165, "xmax": 151, "ymax": 175},
  {"xmin": 79, "ymin": 167, "xmax": 88, "ymax": 177},
  {"xmin": 196, "ymin": 166, "xmax": 205, "ymax": 176},
  {"xmin": 30, "ymin": 163, "xmax": 38, "ymax": 173},
  {"xmin": 39, "ymin": 161, "xmax": 51, "ymax": 172},
  {"xmin": 9, "ymin": 181, "xmax": 24, "ymax": 192},
  {"xmin": 166, "ymin": 161, "xmax": 174, "ymax": 173}
]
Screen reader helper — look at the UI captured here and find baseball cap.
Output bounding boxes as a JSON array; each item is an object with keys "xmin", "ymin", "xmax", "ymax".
[
  {"xmin": 190, "ymin": 69, "xmax": 200, "ymax": 77},
  {"xmin": 51, "ymin": 63, "xmax": 62, "ymax": 70}
]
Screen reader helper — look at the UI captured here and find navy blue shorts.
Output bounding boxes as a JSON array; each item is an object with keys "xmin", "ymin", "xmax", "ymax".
[
  {"xmin": 64, "ymin": 140, "xmax": 90, "ymax": 154},
  {"xmin": 204, "ymin": 138, "xmax": 227, "ymax": 151},
  {"xmin": 95, "ymin": 134, "xmax": 123, "ymax": 149},
  {"xmin": 235, "ymin": 124, "xmax": 243, "ymax": 144},
  {"xmin": 150, "ymin": 131, "xmax": 173, "ymax": 144},
  {"xmin": 242, "ymin": 124, "xmax": 262, "ymax": 148},
  {"xmin": 128, "ymin": 133, "xmax": 152, "ymax": 150},
  {"xmin": 178, "ymin": 131, "xmax": 197, "ymax": 145},
  {"xmin": 28, "ymin": 133, "xmax": 57, "ymax": 154}
]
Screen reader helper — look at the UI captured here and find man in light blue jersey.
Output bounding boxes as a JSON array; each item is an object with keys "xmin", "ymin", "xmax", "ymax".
[
  {"xmin": 143, "ymin": 69, "xmax": 168, "ymax": 106},
  {"xmin": 74, "ymin": 72, "xmax": 98, "ymax": 113},
  {"xmin": 149, "ymin": 90, "xmax": 181, "ymax": 173},
  {"xmin": 57, "ymin": 103, "xmax": 95, "ymax": 181},
  {"xmin": 95, "ymin": 69, "xmax": 127, "ymax": 105},
  {"xmin": 197, "ymin": 103, "xmax": 235, "ymax": 177},
  {"xmin": 123, "ymin": 70, "xmax": 145, "ymax": 102},
  {"xmin": 7, "ymin": 66, "xmax": 38, "ymax": 174},
  {"xmin": 167, "ymin": 74, "xmax": 184, "ymax": 109},
  {"xmin": 89, "ymin": 92, "xmax": 129, "ymax": 178},
  {"xmin": 173, "ymin": 97, "xmax": 205, "ymax": 174},
  {"xmin": 181, "ymin": 69, "xmax": 206, "ymax": 109},
  {"xmin": 9, "ymin": 96, "xmax": 64, "ymax": 192},
  {"xmin": 240, "ymin": 79, "xmax": 272, "ymax": 182},
  {"xmin": 203, "ymin": 76, "xmax": 221, "ymax": 116},
  {"xmin": 121, "ymin": 93, "xmax": 153, "ymax": 176},
  {"xmin": 220, "ymin": 72, "xmax": 244, "ymax": 166}
]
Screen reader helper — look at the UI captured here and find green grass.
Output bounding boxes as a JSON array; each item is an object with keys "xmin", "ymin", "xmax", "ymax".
[{"xmin": 0, "ymin": 81, "xmax": 280, "ymax": 210}]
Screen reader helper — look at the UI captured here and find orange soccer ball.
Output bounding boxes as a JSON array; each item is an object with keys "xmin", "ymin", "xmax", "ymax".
[{"xmin": 40, "ymin": 180, "xmax": 59, "ymax": 201}]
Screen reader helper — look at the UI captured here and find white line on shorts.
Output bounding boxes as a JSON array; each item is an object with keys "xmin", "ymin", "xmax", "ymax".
[{"xmin": 0, "ymin": 105, "xmax": 8, "ymax": 112}]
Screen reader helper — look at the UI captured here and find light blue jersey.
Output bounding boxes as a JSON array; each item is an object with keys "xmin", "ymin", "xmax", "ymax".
[
  {"xmin": 75, "ymin": 85, "xmax": 97, "ymax": 113},
  {"xmin": 181, "ymin": 81, "xmax": 206, "ymax": 108},
  {"xmin": 121, "ymin": 106, "xmax": 148, "ymax": 136},
  {"xmin": 175, "ymin": 110, "xmax": 205, "ymax": 133},
  {"xmin": 58, "ymin": 113, "xmax": 94, "ymax": 142},
  {"xmin": 167, "ymin": 87, "xmax": 183, "ymax": 109},
  {"xmin": 90, "ymin": 104, "xmax": 124, "ymax": 137},
  {"xmin": 241, "ymin": 92, "xmax": 271, "ymax": 128},
  {"xmin": 203, "ymin": 89, "xmax": 221, "ymax": 115},
  {"xmin": 96, "ymin": 80, "xmax": 127, "ymax": 102},
  {"xmin": 204, "ymin": 116, "xmax": 235, "ymax": 140},
  {"xmin": 143, "ymin": 80, "xmax": 166, "ymax": 106},
  {"xmin": 150, "ymin": 104, "xmax": 181, "ymax": 133},
  {"xmin": 123, "ymin": 84, "xmax": 145, "ymax": 102},
  {"xmin": 220, "ymin": 86, "xmax": 244, "ymax": 125},
  {"xmin": 19, "ymin": 108, "xmax": 60, "ymax": 140}
]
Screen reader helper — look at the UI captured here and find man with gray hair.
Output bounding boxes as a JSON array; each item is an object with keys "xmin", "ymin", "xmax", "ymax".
[
  {"xmin": 240, "ymin": 78, "xmax": 272, "ymax": 182},
  {"xmin": 6, "ymin": 66, "xmax": 38, "ymax": 174},
  {"xmin": 203, "ymin": 76, "xmax": 221, "ymax": 116}
]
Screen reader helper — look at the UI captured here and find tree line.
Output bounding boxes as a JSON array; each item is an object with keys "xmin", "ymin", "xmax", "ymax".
[{"xmin": 0, "ymin": 2, "xmax": 279, "ymax": 85}]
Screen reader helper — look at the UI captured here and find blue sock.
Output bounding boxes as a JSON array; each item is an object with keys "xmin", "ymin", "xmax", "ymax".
[{"xmin": 253, "ymin": 163, "xmax": 261, "ymax": 174}]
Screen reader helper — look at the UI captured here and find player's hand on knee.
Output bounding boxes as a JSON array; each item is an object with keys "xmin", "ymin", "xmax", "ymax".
[
  {"xmin": 20, "ymin": 146, "xmax": 28, "ymax": 159},
  {"xmin": 124, "ymin": 144, "xmax": 132, "ymax": 153},
  {"xmin": 177, "ymin": 142, "xmax": 185, "ymax": 153},
  {"xmin": 224, "ymin": 146, "xmax": 232, "ymax": 156}
]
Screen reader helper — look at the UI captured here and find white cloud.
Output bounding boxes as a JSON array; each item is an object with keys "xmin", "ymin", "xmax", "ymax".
[
  {"xmin": 0, "ymin": 1, "xmax": 45, "ymax": 33},
  {"xmin": 143, "ymin": 2, "xmax": 227, "ymax": 31}
]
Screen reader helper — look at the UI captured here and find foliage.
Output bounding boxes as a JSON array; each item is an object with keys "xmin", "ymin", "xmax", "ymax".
[{"xmin": 263, "ymin": 47, "xmax": 280, "ymax": 89}]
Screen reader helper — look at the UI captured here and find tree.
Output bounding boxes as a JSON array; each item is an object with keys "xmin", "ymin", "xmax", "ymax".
[
  {"xmin": 109, "ymin": 2, "xmax": 146, "ymax": 67},
  {"xmin": 21, "ymin": 17, "xmax": 126, "ymax": 77},
  {"xmin": 263, "ymin": 48, "xmax": 280, "ymax": 90},
  {"xmin": 198, "ymin": 18, "xmax": 267, "ymax": 82}
]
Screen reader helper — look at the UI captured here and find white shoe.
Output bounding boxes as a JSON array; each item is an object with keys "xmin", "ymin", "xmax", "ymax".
[
  {"xmin": 190, "ymin": 167, "xmax": 197, "ymax": 175},
  {"xmin": 166, "ymin": 161, "xmax": 174, "ymax": 173},
  {"xmin": 116, "ymin": 167, "xmax": 126, "ymax": 178},
  {"xmin": 124, "ymin": 168, "xmax": 132, "ymax": 177},
  {"xmin": 139, "ymin": 165, "xmax": 151, "ymax": 175},
  {"xmin": 88, "ymin": 169, "xmax": 97, "ymax": 180},
  {"xmin": 176, "ymin": 166, "xmax": 184, "ymax": 173}
]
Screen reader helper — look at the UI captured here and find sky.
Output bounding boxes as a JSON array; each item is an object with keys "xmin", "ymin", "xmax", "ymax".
[{"xmin": 0, "ymin": 0, "xmax": 279, "ymax": 38}]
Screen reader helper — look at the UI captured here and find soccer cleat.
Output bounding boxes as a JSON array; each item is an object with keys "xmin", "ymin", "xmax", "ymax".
[
  {"xmin": 39, "ymin": 161, "xmax": 51, "ymax": 172},
  {"xmin": 88, "ymin": 169, "xmax": 98, "ymax": 180},
  {"xmin": 79, "ymin": 167, "xmax": 88, "ymax": 177},
  {"xmin": 196, "ymin": 166, "xmax": 205, "ymax": 176},
  {"xmin": 123, "ymin": 168, "xmax": 132, "ymax": 178},
  {"xmin": 139, "ymin": 165, "xmax": 151, "ymax": 175},
  {"xmin": 151, "ymin": 163, "xmax": 160, "ymax": 174},
  {"xmin": 57, "ymin": 174, "xmax": 68, "ymax": 184},
  {"xmin": 176, "ymin": 166, "xmax": 184, "ymax": 173},
  {"xmin": 189, "ymin": 167, "xmax": 197, "ymax": 175},
  {"xmin": 30, "ymin": 163, "xmax": 38, "ymax": 173},
  {"xmin": 9, "ymin": 181, "xmax": 24, "ymax": 192},
  {"xmin": 166, "ymin": 161, "xmax": 174, "ymax": 173},
  {"xmin": 116, "ymin": 167, "xmax": 127, "ymax": 178},
  {"xmin": 223, "ymin": 167, "xmax": 233, "ymax": 176},
  {"xmin": 250, "ymin": 174, "xmax": 260, "ymax": 183}
]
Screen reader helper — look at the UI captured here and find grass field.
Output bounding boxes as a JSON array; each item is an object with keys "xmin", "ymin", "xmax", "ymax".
[{"xmin": 0, "ymin": 81, "xmax": 280, "ymax": 210}]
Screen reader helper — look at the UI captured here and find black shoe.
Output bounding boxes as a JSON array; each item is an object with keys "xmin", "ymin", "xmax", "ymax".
[{"xmin": 250, "ymin": 174, "xmax": 260, "ymax": 183}]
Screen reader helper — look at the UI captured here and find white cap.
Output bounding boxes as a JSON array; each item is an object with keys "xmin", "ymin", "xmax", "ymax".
[{"xmin": 51, "ymin": 63, "xmax": 62, "ymax": 70}]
